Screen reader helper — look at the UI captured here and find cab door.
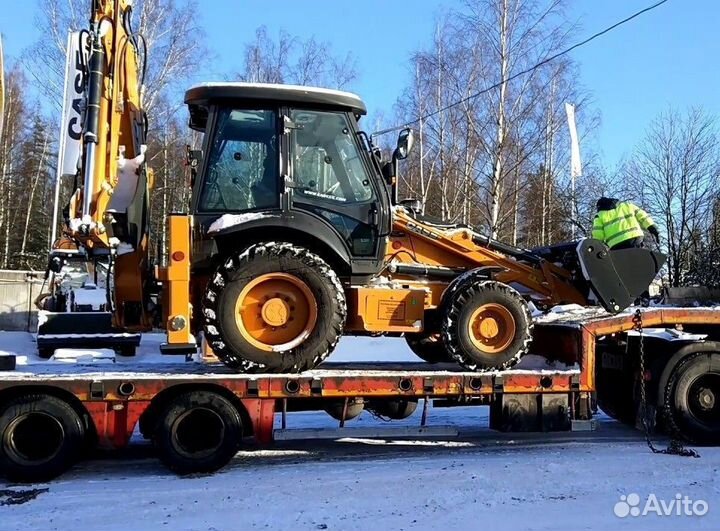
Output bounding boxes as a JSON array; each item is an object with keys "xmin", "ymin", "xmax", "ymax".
[{"xmin": 287, "ymin": 109, "xmax": 387, "ymax": 272}]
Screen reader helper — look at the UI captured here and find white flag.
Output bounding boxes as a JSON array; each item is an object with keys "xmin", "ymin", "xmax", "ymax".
[
  {"xmin": 0, "ymin": 34, "xmax": 5, "ymax": 141},
  {"xmin": 59, "ymin": 32, "xmax": 88, "ymax": 178},
  {"xmin": 565, "ymin": 103, "xmax": 582, "ymax": 178}
]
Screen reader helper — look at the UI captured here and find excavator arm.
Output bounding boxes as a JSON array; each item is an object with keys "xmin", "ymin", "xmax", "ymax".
[{"xmin": 58, "ymin": 0, "xmax": 153, "ymax": 331}]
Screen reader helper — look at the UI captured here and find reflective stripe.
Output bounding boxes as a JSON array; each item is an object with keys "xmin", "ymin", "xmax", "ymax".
[
  {"xmin": 602, "ymin": 213, "xmax": 636, "ymax": 229},
  {"xmin": 607, "ymin": 227, "xmax": 644, "ymax": 247}
]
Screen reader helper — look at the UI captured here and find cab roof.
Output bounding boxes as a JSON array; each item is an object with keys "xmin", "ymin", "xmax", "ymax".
[{"xmin": 184, "ymin": 82, "xmax": 367, "ymax": 115}]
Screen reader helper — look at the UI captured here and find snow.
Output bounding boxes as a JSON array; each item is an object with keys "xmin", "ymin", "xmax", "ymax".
[
  {"xmin": 71, "ymin": 286, "xmax": 107, "ymax": 309},
  {"xmin": 188, "ymin": 81, "xmax": 364, "ymax": 104},
  {"xmin": 0, "ymin": 410, "xmax": 718, "ymax": 531},
  {"xmin": 207, "ymin": 212, "xmax": 273, "ymax": 233}
]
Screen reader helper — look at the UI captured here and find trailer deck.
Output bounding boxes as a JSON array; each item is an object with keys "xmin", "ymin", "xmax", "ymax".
[{"xmin": 0, "ymin": 305, "xmax": 718, "ymax": 480}]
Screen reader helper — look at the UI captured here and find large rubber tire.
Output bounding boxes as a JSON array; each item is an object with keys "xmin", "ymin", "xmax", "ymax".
[
  {"xmin": 154, "ymin": 390, "xmax": 243, "ymax": 474},
  {"xmin": 324, "ymin": 398, "xmax": 365, "ymax": 421},
  {"xmin": 203, "ymin": 242, "xmax": 347, "ymax": 373},
  {"xmin": 405, "ymin": 333, "xmax": 453, "ymax": 364},
  {"xmin": 663, "ymin": 352, "xmax": 720, "ymax": 444},
  {"xmin": 0, "ymin": 394, "xmax": 86, "ymax": 482},
  {"xmin": 442, "ymin": 280, "xmax": 532, "ymax": 371},
  {"xmin": 369, "ymin": 399, "xmax": 419, "ymax": 419}
]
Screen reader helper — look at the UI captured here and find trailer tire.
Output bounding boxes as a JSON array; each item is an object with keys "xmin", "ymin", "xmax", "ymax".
[
  {"xmin": 203, "ymin": 242, "xmax": 346, "ymax": 373},
  {"xmin": 324, "ymin": 398, "xmax": 365, "ymax": 421},
  {"xmin": 154, "ymin": 390, "xmax": 243, "ymax": 475},
  {"xmin": 405, "ymin": 333, "xmax": 452, "ymax": 364},
  {"xmin": 369, "ymin": 399, "xmax": 418, "ymax": 419},
  {"xmin": 0, "ymin": 394, "xmax": 85, "ymax": 482},
  {"xmin": 663, "ymin": 352, "xmax": 720, "ymax": 444},
  {"xmin": 442, "ymin": 281, "xmax": 532, "ymax": 371}
]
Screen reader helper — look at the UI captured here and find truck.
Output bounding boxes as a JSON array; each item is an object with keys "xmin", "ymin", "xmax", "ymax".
[
  {"xmin": 0, "ymin": 1, "xmax": 715, "ymax": 483},
  {"xmin": 0, "ymin": 305, "xmax": 718, "ymax": 482}
]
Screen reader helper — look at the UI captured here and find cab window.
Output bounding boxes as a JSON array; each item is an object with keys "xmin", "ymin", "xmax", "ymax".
[
  {"xmin": 198, "ymin": 108, "xmax": 278, "ymax": 212},
  {"xmin": 291, "ymin": 110, "xmax": 375, "ymax": 204}
]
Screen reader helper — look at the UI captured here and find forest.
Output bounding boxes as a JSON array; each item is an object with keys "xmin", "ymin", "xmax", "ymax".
[{"xmin": 0, "ymin": 0, "xmax": 718, "ymax": 288}]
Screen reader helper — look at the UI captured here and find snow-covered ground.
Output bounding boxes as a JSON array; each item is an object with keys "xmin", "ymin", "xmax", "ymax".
[
  {"xmin": 0, "ymin": 333, "xmax": 717, "ymax": 530},
  {"xmin": 0, "ymin": 410, "xmax": 718, "ymax": 531}
]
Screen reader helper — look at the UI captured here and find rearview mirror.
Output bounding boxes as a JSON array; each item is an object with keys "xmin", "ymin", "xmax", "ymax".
[{"xmin": 394, "ymin": 128, "xmax": 414, "ymax": 160}]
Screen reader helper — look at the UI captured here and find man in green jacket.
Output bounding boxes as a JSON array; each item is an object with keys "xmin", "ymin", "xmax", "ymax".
[{"xmin": 592, "ymin": 197, "xmax": 660, "ymax": 250}]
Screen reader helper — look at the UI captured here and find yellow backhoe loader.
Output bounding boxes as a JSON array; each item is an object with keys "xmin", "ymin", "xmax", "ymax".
[{"xmin": 32, "ymin": 0, "xmax": 663, "ymax": 373}]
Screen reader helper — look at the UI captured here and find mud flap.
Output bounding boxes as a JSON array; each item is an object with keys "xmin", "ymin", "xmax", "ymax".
[{"xmin": 576, "ymin": 239, "xmax": 666, "ymax": 313}]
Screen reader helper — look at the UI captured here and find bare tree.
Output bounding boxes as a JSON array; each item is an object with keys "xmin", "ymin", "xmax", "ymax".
[
  {"xmin": 627, "ymin": 107, "xmax": 720, "ymax": 286},
  {"xmin": 23, "ymin": 0, "xmax": 207, "ymax": 120},
  {"xmin": 239, "ymin": 26, "xmax": 358, "ymax": 89}
]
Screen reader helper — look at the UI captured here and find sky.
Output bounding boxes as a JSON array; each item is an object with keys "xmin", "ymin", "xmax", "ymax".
[{"xmin": 1, "ymin": 0, "xmax": 718, "ymax": 170}]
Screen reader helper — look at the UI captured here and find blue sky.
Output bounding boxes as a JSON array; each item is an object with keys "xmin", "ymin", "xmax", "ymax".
[{"xmin": 2, "ymin": 0, "xmax": 718, "ymax": 169}]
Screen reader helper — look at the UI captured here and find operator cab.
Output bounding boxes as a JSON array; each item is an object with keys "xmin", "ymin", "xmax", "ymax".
[{"xmin": 184, "ymin": 82, "xmax": 402, "ymax": 276}]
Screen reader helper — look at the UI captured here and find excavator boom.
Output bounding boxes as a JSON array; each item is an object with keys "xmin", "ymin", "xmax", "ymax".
[{"xmin": 51, "ymin": 0, "xmax": 152, "ymax": 330}]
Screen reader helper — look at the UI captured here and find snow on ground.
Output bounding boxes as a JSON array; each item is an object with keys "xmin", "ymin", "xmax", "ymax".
[
  {"xmin": 0, "ymin": 332, "xmax": 717, "ymax": 529},
  {"xmin": 0, "ymin": 410, "xmax": 718, "ymax": 531}
]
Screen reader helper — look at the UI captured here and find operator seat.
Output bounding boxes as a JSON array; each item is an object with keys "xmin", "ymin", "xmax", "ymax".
[{"xmin": 251, "ymin": 146, "xmax": 278, "ymax": 208}]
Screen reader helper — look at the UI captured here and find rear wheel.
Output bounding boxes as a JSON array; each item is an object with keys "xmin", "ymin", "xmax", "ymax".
[
  {"xmin": 154, "ymin": 390, "xmax": 243, "ymax": 474},
  {"xmin": 663, "ymin": 352, "xmax": 720, "ymax": 444},
  {"xmin": 0, "ymin": 394, "xmax": 86, "ymax": 482},
  {"xmin": 203, "ymin": 242, "xmax": 347, "ymax": 373},
  {"xmin": 369, "ymin": 399, "xmax": 418, "ymax": 419},
  {"xmin": 442, "ymin": 281, "xmax": 532, "ymax": 371},
  {"xmin": 324, "ymin": 398, "xmax": 365, "ymax": 421},
  {"xmin": 405, "ymin": 333, "xmax": 453, "ymax": 364}
]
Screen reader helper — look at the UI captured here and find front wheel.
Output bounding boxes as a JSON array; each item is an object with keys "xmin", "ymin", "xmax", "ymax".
[
  {"xmin": 442, "ymin": 281, "xmax": 532, "ymax": 371},
  {"xmin": 203, "ymin": 242, "xmax": 347, "ymax": 373}
]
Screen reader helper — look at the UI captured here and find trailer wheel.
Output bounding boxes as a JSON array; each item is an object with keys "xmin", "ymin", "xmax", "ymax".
[
  {"xmin": 0, "ymin": 394, "xmax": 85, "ymax": 482},
  {"xmin": 154, "ymin": 390, "xmax": 243, "ymax": 475},
  {"xmin": 204, "ymin": 242, "xmax": 346, "ymax": 373},
  {"xmin": 369, "ymin": 399, "xmax": 418, "ymax": 419},
  {"xmin": 442, "ymin": 281, "xmax": 532, "ymax": 371},
  {"xmin": 405, "ymin": 334, "xmax": 452, "ymax": 364},
  {"xmin": 324, "ymin": 398, "xmax": 365, "ymax": 421},
  {"xmin": 663, "ymin": 352, "xmax": 720, "ymax": 444}
]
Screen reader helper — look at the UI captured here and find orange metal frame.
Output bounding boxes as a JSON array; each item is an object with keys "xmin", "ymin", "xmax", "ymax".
[
  {"xmin": 2, "ymin": 306, "xmax": 715, "ymax": 450},
  {"xmin": 388, "ymin": 210, "xmax": 588, "ymax": 310}
]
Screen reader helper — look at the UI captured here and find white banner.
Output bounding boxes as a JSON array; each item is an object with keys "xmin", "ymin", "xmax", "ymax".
[
  {"xmin": 59, "ymin": 31, "xmax": 88, "ymax": 178},
  {"xmin": 0, "ymin": 34, "xmax": 5, "ymax": 141},
  {"xmin": 565, "ymin": 102, "xmax": 582, "ymax": 178}
]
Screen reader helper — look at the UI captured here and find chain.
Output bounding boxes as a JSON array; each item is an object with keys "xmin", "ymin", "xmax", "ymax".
[{"xmin": 632, "ymin": 309, "xmax": 700, "ymax": 458}]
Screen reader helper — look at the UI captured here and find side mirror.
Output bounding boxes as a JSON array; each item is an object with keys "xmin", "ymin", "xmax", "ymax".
[
  {"xmin": 394, "ymin": 128, "xmax": 414, "ymax": 161},
  {"xmin": 186, "ymin": 146, "xmax": 203, "ymax": 187}
]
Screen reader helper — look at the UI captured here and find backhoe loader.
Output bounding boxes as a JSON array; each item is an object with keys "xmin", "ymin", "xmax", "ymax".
[{"xmin": 34, "ymin": 0, "xmax": 664, "ymax": 373}]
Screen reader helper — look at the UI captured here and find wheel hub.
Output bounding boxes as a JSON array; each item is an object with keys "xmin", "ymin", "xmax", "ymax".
[
  {"xmin": 477, "ymin": 317, "xmax": 500, "ymax": 339},
  {"xmin": 261, "ymin": 297, "xmax": 290, "ymax": 327},
  {"xmin": 468, "ymin": 303, "xmax": 516, "ymax": 354},
  {"xmin": 697, "ymin": 387, "xmax": 716, "ymax": 411},
  {"xmin": 234, "ymin": 273, "xmax": 318, "ymax": 351}
]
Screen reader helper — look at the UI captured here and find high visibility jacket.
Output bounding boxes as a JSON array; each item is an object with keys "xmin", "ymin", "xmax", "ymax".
[{"xmin": 592, "ymin": 202, "xmax": 654, "ymax": 249}]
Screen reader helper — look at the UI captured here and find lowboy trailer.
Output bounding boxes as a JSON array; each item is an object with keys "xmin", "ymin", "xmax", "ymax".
[{"xmin": 0, "ymin": 306, "xmax": 719, "ymax": 482}]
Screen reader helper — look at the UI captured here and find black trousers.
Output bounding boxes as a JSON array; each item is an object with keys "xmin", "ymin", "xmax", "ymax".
[{"xmin": 610, "ymin": 236, "xmax": 644, "ymax": 250}]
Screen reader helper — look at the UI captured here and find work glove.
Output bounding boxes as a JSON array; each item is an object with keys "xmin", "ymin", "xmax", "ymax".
[{"xmin": 648, "ymin": 225, "xmax": 660, "ymax": 244}]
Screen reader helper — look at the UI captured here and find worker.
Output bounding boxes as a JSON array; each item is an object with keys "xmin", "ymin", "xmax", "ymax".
[{"xmin": 592, "ymin": 197, "xmax": 660, "ymax": 250}]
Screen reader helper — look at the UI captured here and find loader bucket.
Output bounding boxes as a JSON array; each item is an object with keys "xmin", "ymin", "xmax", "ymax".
[{"xmin": 576, "ymin": 239, "xmax": 666, "ymax": 313}]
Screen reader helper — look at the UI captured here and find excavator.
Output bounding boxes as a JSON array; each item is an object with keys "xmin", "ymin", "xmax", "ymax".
[{"xmin": 28, "ymin": 0, "xmax": 663, "ymax": 373}]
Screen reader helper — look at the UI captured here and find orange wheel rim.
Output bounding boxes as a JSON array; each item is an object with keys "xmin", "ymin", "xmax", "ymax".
[
  {"xmin": 468, "ymin": 303, "xmax": 516, "ymax": 354},
  {"xmin": 234, "ymin": 273, "xmax": 318, "ymax": 352}
]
